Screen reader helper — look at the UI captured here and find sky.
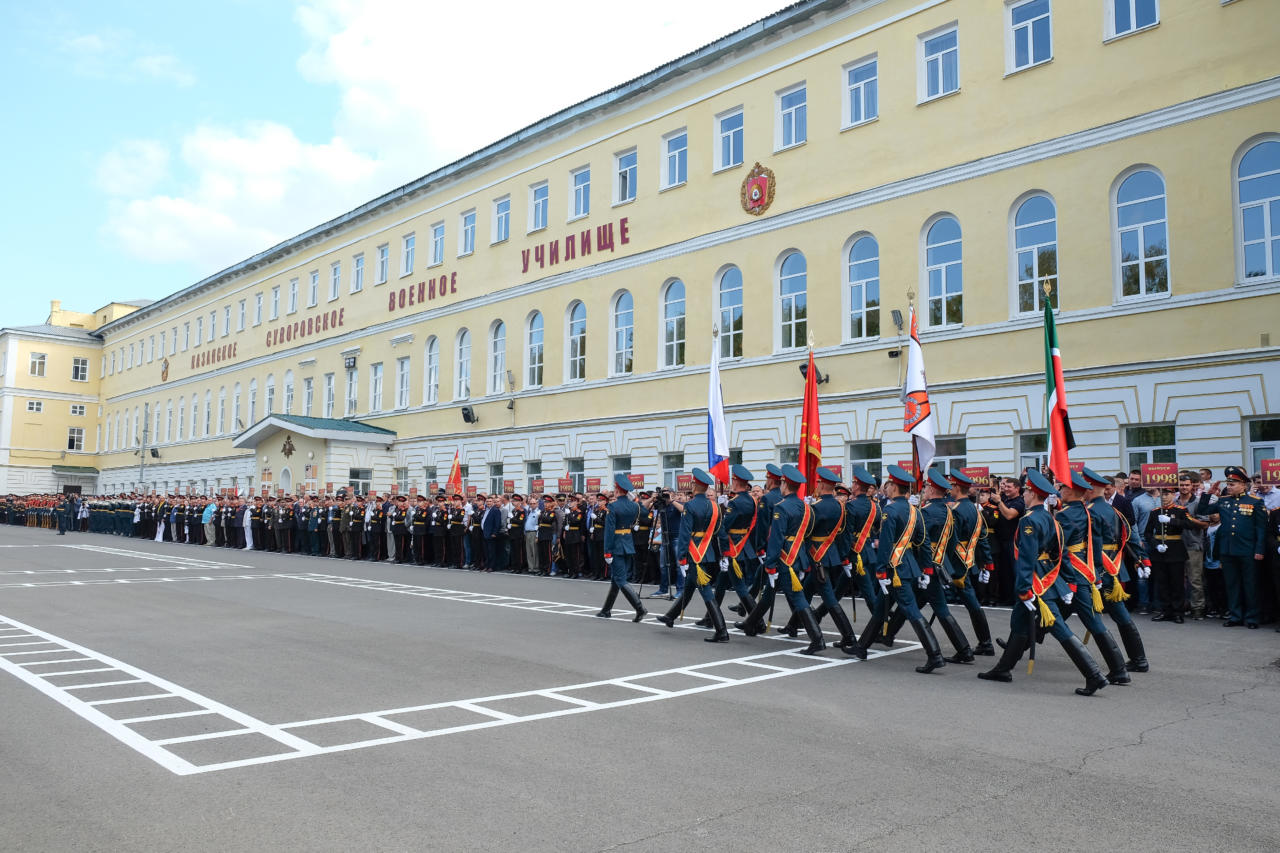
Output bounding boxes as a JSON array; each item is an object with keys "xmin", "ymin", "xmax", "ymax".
[{"xmin": 0, "ymin": 0, "xmax": 792, "ymax": 327}]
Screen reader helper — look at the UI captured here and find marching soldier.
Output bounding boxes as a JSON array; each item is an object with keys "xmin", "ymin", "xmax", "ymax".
[
  {"xmin": 1082, "ymin": 467, "xmax": 1150, "ymax": 672},
  {"xmin": 783, "ymin": 467, "xmax": 858, "ymax": 650},
  {"xmin": 655, "ymin": 468, "xmax": 732, "ymax": 642},
  {"xmin": 812, "ymin": 467, "xmax": 882, "ymax": 633},
  {"xmin": 595, "ymin": 475, "xmax": 647, "ymax": 622},
  {"xmin": 1197, "ymin": 465, "xmax": 1266, "ymax": 628},
  {"xmin": 944, "ymin": 470, "xmax": 995, "ymax": 656},
  {"xmin": 978, "ymin": 469, "xmax": 1108, "ymax": 696},
  {"xmin": 713, "ymin": 465, "xmax": 760, "ymax": 620}
]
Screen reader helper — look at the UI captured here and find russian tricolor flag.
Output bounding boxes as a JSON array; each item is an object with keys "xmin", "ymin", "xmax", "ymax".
[{"xmin": 708, "ymin": 333, "xmax": 730, "ymax": 484}]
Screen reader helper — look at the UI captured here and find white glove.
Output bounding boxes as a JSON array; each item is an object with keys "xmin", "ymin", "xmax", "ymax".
[
  {"xmin": 917, "ymin": 574, "xmax": 931, "ymax": 589},
  {"xmin": 1156, "ymin": 543, "xmax": 1168, "ymax": 553},
  {"xmin": 604, "ymin": 555, "xmax": 612, "ymax": 565},
  {"xmin": 1022, "ymin": 598, "xmax": 1036, "ymax": 611},
  {"xmin": 632, "ymin": 524, "xmax": 639, "ymax": 532},
  {"xmin": 767, "ymin": 571, "xmax": 777, "ymax": 589},
  {"xmin": 718, "ymin": 558, "xmax": 729, "ymax": 572},
  {"xmin": 1139, "ymin": 566, "xmax": 1151, "ymax": 579},
  {"xmin": 877, "ymin": 577, "xmax": 890, "ymax": 594},
  {"xmin": 717, "ymin": 494, "xmax": 728, "ymax": 506},
  {"xmin": 1045, "ymin": 495, "xmax": 1060, "ymax": 509},
  {"xmin": 842, "ymin": 562, "xmax": 852, "ymax": 578},
  {"xmin": 1063, "ymin": 591, "xmax": 1074, "ymax": 606},
  {"xmin": 978, "ymin": 569, "xmax": 991, "ymax": 584},
  {"xmin": 908, "ymin": 495, "xmax": 920, "ymax": 506},
  {"xmin": 1157, "ymin": 514, "xmax": 1171, "ymax": 524}
]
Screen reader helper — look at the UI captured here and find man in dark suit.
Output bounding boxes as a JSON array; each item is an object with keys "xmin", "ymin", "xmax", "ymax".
[{"xmin": 481, "ymin": 495, "xmax": 503, "ymax": 573}]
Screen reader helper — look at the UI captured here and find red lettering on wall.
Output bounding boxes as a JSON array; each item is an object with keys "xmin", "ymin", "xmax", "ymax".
[
  {"xmin": 450, "ymin": 272, "xmax": 457, "ymax": 294},
  {"xmin": 596, "ymin": 222, "xmax": 614, "ymax": 251},
  {"xmin": 407, "ymin": 284, "xmax": 416, "ymax": 306},
  {"xmin": 565, "ymin": 233, "xmax": 576, "ymax": 261},
  {"xmin": 548, "ymin": 240, "xmax": 559, "ymax": 266},
  {"xmin": 534, "ymin": 245, "xmax": 545, "ymax": 268},
  {"xmin": 619, "ymin": 217, "xmax": 630, "ymax": 245},
  {"xmin": 416, "ymin": 281, "xmax": 425, "ymax": 303},
  {"xmin": 521, "ymin": 249, "xmax": 531, "ymax": 274},
  {"xmin": 398, "ymin": 289, "xmax": 406, "ymax": 309},
  {"xmin": 429, "ymin": 279, "xmax": 436, "ymax": 300},
  {"xmin": 580, "ymin": 229, "xmax": 592, "ymax": 256}
]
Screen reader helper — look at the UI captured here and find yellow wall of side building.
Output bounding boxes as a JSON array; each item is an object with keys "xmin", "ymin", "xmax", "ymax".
[{"xmin": 6, "ymin": 338, "xmax": 99, "ymax": 460}]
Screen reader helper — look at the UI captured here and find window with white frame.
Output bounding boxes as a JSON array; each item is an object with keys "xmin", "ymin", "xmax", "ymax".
[
  {"xmin": 232, "ymin": 383, "xmax": 241, "ymax": 430},
  {"xmin": 529, "ymin": 183, "xmax": 548, "ymax": 232},
  {"xmin": 301, "ymin": 377, "xmax": 312, "ymax": 416},
  {"xmin": 455, "ymin": 329, "xmax": 472, "ymax": 399},
  {"xmin": 525, "ymin": 460, "xmax": 541, "ymax": 493},
  {"xmin": 844, "ymin": 57, "xmax": 878, "ymax": 127},
  {"xmin": 847, "ymin": 235, "xmax": 881, "ymax": 339},
  {"xmin": 1124, "ymin": 424, "xmax": 1176, "ymax": 470},
  {"xmin": 662, "ymin": 279, "xmax": 686, "ymax": 368},
  {"xmin": 612, "ymin": 292, "xmax": 634, "ymax": 376},
  {"xmin": 71, "ymin": 403, "xmax": 86, "ymax": 416},
  {"xmin": 165, "ymin": 399, "xmax": 174, "ymax": 442},
  {"xmin": 925, "ymin": 216, "xmax": 964, "ymax": 326},
  {"xmin": 195, "ymin": 318, "xmax": 203, "ymax": 346},
  {"xmin": 1247, "ymin": 418, "xmax": 1280, "ymax": 471},
  {"xmin": 566, "ymin": 458, "xmax": 585, "ymax": 494},
  {"xmin": 1008, "ymin": 0, "xmax": 1051, "ymax": 71},
  {"xmin": 1115, "ymin": 169, "xmax": 1169, "ymax": 298},
  {"xmin": 920, "ymin": 26, "xmax": 959, "ymax": 101},
  {"xmin": 222, "ymin": 306, "xmax": 231, "ymax": 336},
  {"xmin": 662, "ymin": 453, "xmax": 685, "ymax": 490},
  {"xmin": 424, "ymin": 337, "xmax": 440, "ymax": 404},
  {"xmin": 283, "ymin": 370, "xmax": 294, "ymax": 413},
  {"xmin": 1013, "ymin": 194, "xmax": 1058, "ymax": 313},
  {"xmin": 28, "ymin": 351, "xmax": 46, "ymax": 377},
  {"xmin": 352, "ymin": 254, "xmax": 364, "ymax": 292},
  {"xmin": 493, "ymin": 197, "xmax": 510, "ymax": 243},
  {"xmin": 848, "ymin": 441, "xmax": 883, "ymax": 479},
  {"xmin": 148, "ymin": 335, "xmax": 155, "ymax": 361},
  {"xmin": 778, "ymin": 251, "xmax": 808, "ymax": 350},
  {"xmin": 375, "ymin": 244, "xmax": 389, "ymax": 284},
  {"xmin": 489, "ymin": 463, "xmax": 504, "ymax": 496},
  {"xmin": 1238, "ymin": 139, "xmax": 1280, "ymax": 281},
  {"xmin": 71, "ymin": 357, "xmax": 88, "ymax": 382},
  {"xmin": 611, "ymin": 456, "xmax": 632, "ymax": 480},
  {"xmin": 246, "ymin": 381, "xmax": 257, "ymax": 425},
  {"xmin": 488, "ymin": 321, "xmax": 506, "ymax": 395},
  {"xmin": 395, "ymin": 356, "xmax": 410, "ymax": 409},
  {"xmin": 288, "ymin": 279, "xmax": 299, "ymax": 314},
  {"xmin": 716, "ymin": 108, "xmax": 743, "ymax": 170},
  {"xmin": 369, "ymin": 362, "xmax": 383, "ymax": 412},
  {"xmin": 254, "ymin": 294, "xmax": 263, "ymax": 326},
  {"xmin": 459, "ymin": 210, "xmax": 476, "ymax": 256},
  {"xmin": 323, "ymin": 373, "xmax": 334, "ymax": 418},
  {"xmin": 1108, "ymin": 0, "xmax": 1158, "ymax": 39},
  {"xmin": 570, "ymin": 168, "xmax": 590, "ymax": 219},
  {"xmin": 270, "ymin": 286, "xmax": 280, "ymax": 319},
  {"xmin": 27, "ymin": 400, "xmax": 42, "ymax": 413},
  {"xmin": 208, "ymin": 311, "xmax": 216, "ymax": 343},
  {"xmin": 718, "ymin": 266, "xmax": 744, "ymax": 359},
  {"xmin": 402, "ymin": 233, "xmax": 415, "ymax": 275},
  {"xmin": 566, "ymin": 302, "xmax": 586, "ymax": 381},
  {"xmin": 67, "ymin": 427, "xmax": 84, "ymax": 451},
  {"xmin": 237, "ymin": 300, "xmax": 246, "ymax": 331},
  {"xmin": 177, "ymin": 396, "xmax": 185, "ymax": 440},
  {"xmin": 930, "ymin": 437, "xmax": 967, "ymax": 474},
  {"xmin": 161, "ymin": 330, "xmax": 168, "ymax": 355},
  {"xmin": 1018, "ymin": 432, "xmax": 1048, "ymax": 474},
  {"xmin": 306, "ymin": 271, "xmax": 317, "ymax": 307},
  {"xmin": 430, "ymin": 222, "xmax": 445, "ymax": 265},
  {"xmin": 615, "ymin": 150, "xmax": 637, "ymax": 204},
  {"xmin": 217, "ymin": 387, "xmax": 226, "ymax": 434},
  {"xmin": 526, "ymin": 312, "xmax": 544, "ymax": 387},
  {"xmin": 777, "ymin": 85, "xmax": 807, "ymax": 149},
  {"xmin": 204, "ymin": 391, "xmax": 212, "ymax": 435},
  {"xmin": 344, "ymin": 368, "xmax": 358, "ymax": 416},
  {"xmin": 662, "ymin": 130, "xmax": 687, "ymax": 189}
]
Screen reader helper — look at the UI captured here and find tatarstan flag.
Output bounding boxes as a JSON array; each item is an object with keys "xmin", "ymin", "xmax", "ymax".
[{"xmin": 1044, "ymin": 296, "xmax": 1075, "ymax": 485}]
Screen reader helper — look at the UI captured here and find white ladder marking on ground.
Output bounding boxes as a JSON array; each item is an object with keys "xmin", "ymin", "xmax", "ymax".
[
  {"xmin": 0, "ymin": 574, "xmax": 284, "ymax": 590},
  {"xmin": 57, "ymin": 543, "xmax": 250, "ymax": 569}
]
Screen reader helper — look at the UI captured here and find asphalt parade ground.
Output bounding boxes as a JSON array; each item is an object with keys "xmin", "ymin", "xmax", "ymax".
[{"xmin": 1, "ymin": 526, "xmax": 1277, "ymax": 852}]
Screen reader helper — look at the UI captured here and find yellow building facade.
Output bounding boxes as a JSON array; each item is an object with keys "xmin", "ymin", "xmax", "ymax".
[{"xmin": 11, "ymin": 0, "xmax": 1280, "ymax": 496}]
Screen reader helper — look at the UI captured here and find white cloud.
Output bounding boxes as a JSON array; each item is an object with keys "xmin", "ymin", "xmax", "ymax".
[
  {"xmin": 133, "ymin": 53, "xmax": 196, "ymax": 87},
  {"xmin": 60, "ymin": 28, "xmax": 196, "ymax": 87},
  {"xmin": 96, "ymin": 139, "xmax": 171, "ymax": 196}
]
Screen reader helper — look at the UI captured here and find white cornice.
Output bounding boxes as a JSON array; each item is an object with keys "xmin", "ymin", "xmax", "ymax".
[{"xmin": 0, "ymin": 387, "xmax": 100, "ymax": 403}]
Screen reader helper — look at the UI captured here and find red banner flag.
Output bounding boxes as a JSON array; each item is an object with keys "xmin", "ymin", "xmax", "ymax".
[
  {"xmin": 446, "ymin": 451, "xmax": 462, "ymax": 495},
  {"xmin": 799, "ymin": 349, "xmax": 821, "ymax": 498}
]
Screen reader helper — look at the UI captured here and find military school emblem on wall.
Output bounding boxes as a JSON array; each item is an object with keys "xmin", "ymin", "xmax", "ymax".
[
  {"xmin": 160, "ymin": 358, "xmax": 169, "ymax": 382},
  {"xmin": 740, "ymin": 163, "xmax": 775, "ymax": 215}
]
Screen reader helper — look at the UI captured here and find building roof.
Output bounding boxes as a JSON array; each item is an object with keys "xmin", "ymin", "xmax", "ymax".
[
  {"xmin": 117, "ymin": 300, "xmax": 156, "ymax": 308},
  {"xmin": 52, "ymin": 465, "xmax": 100, "ymax": 475},
  {"xmin": 231, "ymin": 414, "xmax": 396, "ymax": 449},
  {"xmin": 94, "ymin": 0, "xmax": 837, "ymax": 338},
  {"xmin": 2, "ymin": 324, "xmax": 98, "ymax": 342}
]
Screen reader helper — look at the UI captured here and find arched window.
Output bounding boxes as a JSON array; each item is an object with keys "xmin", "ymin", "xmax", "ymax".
[
  {"xmin": 455, "ymin": 329, "xmax": 471, "ymax": 399},
  {"xmin": 488, "ymin": 321, "xmax": 507, "ymax": 395},
  {"xmin": 218, "ymin": 387, "xmax": 227, "ymax": 435},
  {"xmin": 1012, "ymin": 195, "xmax": 1058, "ymax": 313},
  {"xmin": 525, "ymin": 312, "xmax": 544, "ymax": 387},
  {"xmin": 191, "ymin": 397, "xmax": 198, "ymax": 439},
  {"xmin": 123, "ymin": 410, "xmax": 131, "ymax": 450},
  {"xmin": 778, "ymin": 251, "xmax": 807, "ymax": 350},
  {"xmin": 232, "ymin": 383, "xmax": 241, "ymax": 431},
  {"xmin": 112, "ymin": 412, "xmax": 120, "ymax": 451},
  {"xmin": 248, "ymin": 378, "xmax": 258, "ymax": 424},
  {"xmin": 283, "ymin": 370, "xmax": 294, "ymax": 414},
  {"xmin": 661, "ymin": 280, "xmax": 686, "ymax": 368},
  {"xmin": 924, "ymin": 216, "xmax": 963, "ymax": 326},
  {"xmin": 611, "ymin": 291, "xmax": 634, "ymax": 375},
  {"xmin": 566, "ymin": 301, "xmax": 587, "ymax": 381},
  {"xmin": 717, "ymin": 266, "xmax": 744, "ymax": 359},
  {"xmin": 424, "ymin": 336, "xmax": 440, "ymax": 404},
  {"xmin": 177, "ymin": 396, "xmax": 185, "ymax": 441},
  {"xmin": 204, "ymin": 390, "xmax": 212, "ymax": 436},
  {"xmin": 265, "ymin": 374, "xmax": 276, "ymax": 415},
  {"xmin": 165, "ymin": 400, "xmax": 174, "ymax": 442},
  {"xmin": 153, "ymin": 403, "xmax": 161, "ymax": 444},
  {"xmin": 1115, "ymin": 169, "xmax": 1168, "ymax": 297},
  {"xmin": 1238, "ymin": 139, "xmax": 1280, "ymax": 280},
  {"xmin": 106, "ymin": 413, "xmax": 114, "ymax": 452},
  {"xmin": 847, "ymin": 235, "xmax": 881, "ymax": 339}
]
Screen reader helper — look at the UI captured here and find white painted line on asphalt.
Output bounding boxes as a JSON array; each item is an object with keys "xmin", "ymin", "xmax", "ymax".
[
  {"xmin": 116, "ymin": 709, "xmax": 217, "ymax": 725},
  {"xmin": 42, "ymin": 667, "xmax": 117, "ymax": 676},
  {"xmin": 17, "ymin": 657, "xmax": 91, "ymax": 664},
  {"xmin": 361, "ymin": 715, "xmax": 422, "ymax": 736},
  {"xmin": 0, "ymin": 574, "xmax": 286, "ymax": 590},
  {"xmin": 455, "ymin": 702, "xmax": 518, "ymax": 721},
  {"xmin": 153, "ymin": 728, "xmax": 254, "ymax": 746},
  {"xmin": 58, "ymin": 543, "xmax": 250, "ymax": 569},
  {"xmin": 64, "ymin": 679, "xmax": 147, "ymax": 690},
  {"xmin": 0, "ymin": 566, "xmax": 249, "ymax": 576},
  {"xmin": 0, "ymin": 641, "xmax": 59, "ymax": 649},
  {"xmin": 86, "ymin": 693, "xmax": 178, "ymax": 706}
]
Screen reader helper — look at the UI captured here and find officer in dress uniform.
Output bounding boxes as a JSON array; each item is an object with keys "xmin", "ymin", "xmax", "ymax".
[
  {"xmin": 391, "ymin": 495, "xmax": 410, "ymax": 563},
  {"xmin": 943, "ymin": 470, "xmax": 995, "ymax": 656},
  {"xmin": 446, "ymin": 495, "xmax": 466, "ymax": 568},
  {"xmin": 704, "ymin": 465, "xmax": 759, "ymax": 624},
  {"xmin": 429, "ymin": 495, "xmax": 447, "ymax": 565},
  {"xmin": 749, "ymin": 464, "xmax": 785, "ymax": 598},
  {"xmin": 631, "ymin": 494, "xmax": 654, "ymax": 585},
  {"xmin": 1146, "ymin": 487, "xmax": 1190, "ymax": 623},
  {"xmin": 777, "ymin": 467, "xmax": 858, "ymax": 650},
  {"xmin": 811, "ymin": 467, "xmax": 883, "ymax": 632},
  {"xmin": 588, "ymin": 493, "xmax": 608, "ymax": 580},
  {"xmin": 655, "ymin": 468, "xmax": 732, "ymax": 642},
  {"xmin": 845, "ymin": 465, "xmax": 946, "ymax": 673},
  {"xmin": 507, "ymin": 495, "xmax": 528, "ymax": 573},
  {"xmin": 733, "ymin": 465, "xmax": 826, "ymax": 655},
  {"xmin": 1057, "ymin": 470, "xmax": 1131, "ymax": 685},
  {"xmin": 595, "ymin": 475, "xmax": 648, "ymax": 622},
  {"xmin": 409, "ymin": 494, "xmax": 427, "ymax": 564},
  {"xmin": 978, "ymin": 469, "xmax": 1108, "ymax": 696},
  {"xmin": 1197, "ymin": 465, "xmax": 1266, "ymax": 628},
  {"xmin": 561, "ymin": 497, "xmax": 586, "ymax": 577},
  {"xmin": 1082, "ymin": 467, "xmax": 1150, "ymax": 672}
]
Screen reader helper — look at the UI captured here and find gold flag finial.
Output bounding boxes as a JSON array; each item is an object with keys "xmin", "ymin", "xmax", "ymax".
[{"xmin": 1043, "ymin": 281, "xmax": 1053, "ymax": 298}]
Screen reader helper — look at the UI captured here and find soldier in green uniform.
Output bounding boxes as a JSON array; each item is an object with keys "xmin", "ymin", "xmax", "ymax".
[
  {"xmin": 1082, "ymin": 467, "xmax": 1150, "ymax": 673},
  {"xmin": 1197, "ymin": 465, "xmax": 1267, "ymax": 628},
  {"xmin": 595, "ymin": 475, "xmax": 648, "ymax": 622},
  {"xmin": 944, "ymin": 470, "xmax": 995, "ymax": 656}
]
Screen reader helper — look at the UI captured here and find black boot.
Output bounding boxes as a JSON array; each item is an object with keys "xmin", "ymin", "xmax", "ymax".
[
  {"xmin": 828, "ymin": 604, "xmax": 856, "ymax": 650},
  {"xmin": 704, "ymin": 604, "xmax": 730, "ymax": 643},
  {"xmin": 734, "ymin": 594, "xmax": 771, "ymax": 636},
  {"xmin": 1118, "ymin": 622, "xmax": 1149, "ymax": 672},
  {"xmin": 694, "ymin": 615, "xmax": 712, "ymax": 628},
  {"xmin": 968, "ymin": 602, "xmax": 993, "ymax": 654},
  {"xmin": 798, "ymin": 608, "xmax": 826, "ymax": 655},
  {"xmin": 939, "ymin": 613, "xmax": 975, "ymax": 664},
  {"xmin": 879, "ymin": 608, "xmax": 906, "ymax": 648},
  {"xmin": 619, "ymin": 585, "xmax": 647, "ymax": 623},
  {"xmin": 596, "ymin": 585, "xmax": 619, "ymax": 618},
  {"xmin": 1095, "ymin": 630, "xmax": 1130, "ymax": 684},
  {"xmin": 846, "ymin": 605, "xmax": 886, "ymax": 660},
  {"xmin": 777, "ymin": 612, "xmax": 800, "ymax": 638},
  {"xmin": 977, "ymin": 632, "xmax": 1029, "ymax": 682},
  {"xmin": 736, "ymin": 592, "xmax": 757, "ymax": 621},
  {"xmin": 655, "ymin": 586, "xmax": 694, "ymax": 627},
  {"xmin": 1061, "ymin": 634, "xmax": 1108, "ymax": 696},
  {"xmin": 909, "ymin": 617, "xmax": 946, "ymax": 674},
  {"xmin": 811, "ymin": 602, "xmax": 829, "ymax": 628}
]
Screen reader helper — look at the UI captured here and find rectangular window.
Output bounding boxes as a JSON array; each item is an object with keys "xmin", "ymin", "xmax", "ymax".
[
  {"xmin": 160, "ymin": 330, "xmax": 168, "ymax": 356},
  {"xmin": 222, "ymin": 306, "xmax": 231, "ymax": 336},
  {"xmin": 566, "ymin": 458, "xmax": 585, "ymax": 494},
  {"xmin": 303, "ymin": 377, "xmax": 314, "ymax": 416},
  {"xmin": 345, "ymin": 368, "xmax": 358, "ymax": 416},
  {"xmin": 183, "ymin": 323, "xmax": 191, "ymax": 351},
  {"xmin": 349, "ymin": 468, "xmax": 373, "ymax": 495},
  {"xmin": 369, "ymin": 362, "xmax": 383, "ymax": 412},
  {"xmin": 570, "ymin": 167, "xmax": 590, "ymax": 219},
  {"xmin": 530, "ymin": 183, "xmax": 549, "ymax": 231},
  {"xmin": 525, "ymin": 460, "xmax": 542, "ymax": 494},
  {"xmin": 208, "ymin": 311, "xmax": 216, "ymax": 343},
  {"xmin": 254, "ymin": 294, "xmax": 263, "ymax": 326},
  {"xmin": 431, "ymin": 222, "xmax": 445, "ymax": 265},
  {"xmin": 845, "ymin": 57, "xmax": 878, "ymax": 127},
  {"xmin": 615, "ymin": 149, "xmax": 637, "ymax": 204},
  {"xmin": 330, "ymin": 262, "xmax": 342, "ymax": 300},
  {"xmin": 1247, "ymin": 418, "xmax": 1280, "ymax": 471},
  {"xmin": 716, "ymin": 108, "xmax": 744, "ymax": 170},
  {"xmin": 71, "ymin": 357, "xmax": 88, "ymax": 382},
  {"xmin": 288, "ymin": 278, "xmax": 299, "ymax": 314},
  {"xmin": 662, "ymin": 453, "xmax": 685, "ymax": 490},
  {"xmin": 921, "ymin": 26, "xmax": 960, "ymax": 100},
  {"xmin": 493, "ymin": 197, "xmax": 510, "ymax": 243},
  {"xmin": 777, "ymin": 85, "xmax": 807, "ymax": 148},
  {"xmin": 67, "ymin": 427, "xmax": 84, "ymax": 452},
  {"xmin": 931, "ymin": 436, "xmax": 967, "ymax": 474},
  {"xmin": 303, "ymin": 271, "xmax": 315, "ymax": 307},
  {"xmin": 489, "ymin": 463, "xmax": 504, "ymax": 496},
  {"xmin": 323, "ymin": 373, "xmax": 335, "ymax": 418},
  {"xmin": 662, "ymin": 130, "xmax": 687, "ymax": 189},
  {"xmin": 779, "ymin": 446, "xmax": 800, "ymax": 465},
  {"xmin": 352, "ymin": 254, "xmax": 364, "ymax": 292},
  {"xmin": 271, "ymin": 286, "xmax": 280, "ymax": 319},
  {"xmin": 459, "ymin": 211, "xmax": 476, "ymax": 256},
  {"xmin": 1018, "ymin": 432, "xmax": 1049, "ymax": 474},
  {"xmin": 1124, "ymin": 424, "xmax": 1176, "ymax": 470},
  {"xmin": 1108, "ymin": 0, "xmax": 1158, "ymax": 39},
  {"xmin": 71, "ymin": 404, "xmax": 86, "ymax": 416},
  {"xmin": 238, "ymin": 300, "xmax": 246, "ymax": 331},
  {"xmin": 396, "ymin": 356, "xmax": 410, "ymax": 409},
  {"xmin": 526, "ymin": 320, "xmax": 543, "ymax": 388},
  {"xmin": 27, "ymin": 400, "xmax": 43, "ymax": 412},
  {"xmin": 611, "ymin": 455, "xmax": 632, "ymax": 479},
  {"xmin": 1009, "ymin": 0, "xmax": 1052, "ymax": 71},
  {"xmin": 148, "ymin": 336, "xmax": 156, "ymax": 362},
  {"xmin": 375, "ymin": 244, "xmax": 389, "ymax": 284},
  {"xmin": 847, "ymin": 441, "xmax": 883, "ymax": 479},
  {"xmin": 402, "ymin": 233, "xmax": 415, "ymax": 275}
]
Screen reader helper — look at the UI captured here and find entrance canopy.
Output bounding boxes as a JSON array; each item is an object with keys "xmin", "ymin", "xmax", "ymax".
[{"xmin": 231, "ymin": 414, "xmax": 396, "ymax": 449}]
